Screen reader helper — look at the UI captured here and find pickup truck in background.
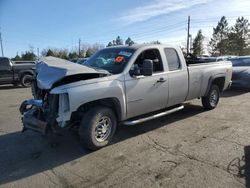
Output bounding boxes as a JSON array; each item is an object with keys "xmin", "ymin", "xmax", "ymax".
[
  {"xmin": 0, "ymin": 57, "xmax": 36, "ymax": 87},
  {"xmin": 20, "ymin": 44, "xmax": 232, "ymax": 150}
]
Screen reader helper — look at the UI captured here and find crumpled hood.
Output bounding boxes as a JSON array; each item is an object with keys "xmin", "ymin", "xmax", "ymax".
[{"xmin": 36, "ymin": 56, "xmax": 109, "ymax": 89}]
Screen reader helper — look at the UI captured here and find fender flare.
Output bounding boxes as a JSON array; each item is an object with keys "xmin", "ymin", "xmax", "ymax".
[{"xmin": 204, "ymin": 73, "xmax": 226, "ymax": 96}]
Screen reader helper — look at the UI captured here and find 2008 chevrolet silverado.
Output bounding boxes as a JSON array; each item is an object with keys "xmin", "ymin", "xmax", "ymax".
[{"xmin": 20, "ymin": 44, "xmax": 232, "ymax": 150}]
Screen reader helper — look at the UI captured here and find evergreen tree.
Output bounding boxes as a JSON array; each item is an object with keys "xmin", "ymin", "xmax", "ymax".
[
  {"xmin": 68, "ymin": 52, "xmax": 78, "ymax": 60},
  {"xmin": 12, "ymin": 54, "xmax": 21, "ymax": 61},
  {"xmin": 116, "ymin": 36, "xmax": 123, "ymax": 45},
  {"xmin": 125, "ymin": 37, "xmax": 135, "ymax": 45},
  {"xmin": 209, "ymin": 16, "xmax": 229, "ymax": 55},
  {"xmin": 46, "ymin": 49, "xmax": 55, "ymax": 56},
  {"xmin": 229, "ymin": 17, "xmax": 250, "ymax": 55},
  {"xmin": 192, "ymin": 30, "xmax": 204, "ymax": 56},
  {"xmin": 58, "ymin": 49, "xmax": 68, "ymax": 59},
  {"xmin": 21, "ymin": 51, "xmax": 36, "ymax": 61},
  {"xmin": 150, "ymin": 40, "xmax": 161, "ymax": 44},
  {"xmin": 85, "ymin": 48, "xmax": 94, "ymax": 57},
  {"xmin": 107, "ymin": 42, "xmax": 113, "ymax": 47}
]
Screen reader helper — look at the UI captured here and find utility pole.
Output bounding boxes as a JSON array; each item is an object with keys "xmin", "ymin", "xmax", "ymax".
[
  {"xmin": 186, "ymin": 16, "xmax": 190, "ymax": 54},
  {"xmin": 189, "ymin": 34, "xmax": 192, "ymax": 54},
  {"xmin": 37, "ymin": 48, "xmax": 40, "ymax": 60},
  {"xmin": 0, "ymin": 29, "xmax": 4, "ymax": 57},
  {"xmin": 78, "ymin": 38, "xmax": 81, "ymax": 57}
]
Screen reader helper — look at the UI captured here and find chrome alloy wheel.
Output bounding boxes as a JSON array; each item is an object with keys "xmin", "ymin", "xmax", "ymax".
[
  {"xmin": 94, "ymin": 116, "xmax": 112, "ymax": 142},
  {"xmin": 210, "ymin": 89, "xmax": 218, "ymax": 107}
]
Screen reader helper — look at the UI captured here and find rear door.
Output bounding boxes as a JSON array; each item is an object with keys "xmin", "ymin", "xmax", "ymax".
[
  {"xmin": 0, "ymin": 58, "xmax": 13, "ymax": 83},
  {"xmin": 164, "ymin": 48, "xmax": 189, "ymax": 107},
  {"xmin": 125, "ymin": 48, "xmax": 169, "ymax": 118}
]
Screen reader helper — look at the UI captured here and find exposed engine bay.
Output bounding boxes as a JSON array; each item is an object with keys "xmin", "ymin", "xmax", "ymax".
[{"xmin": 20, "ymin": 56, "xmax": 110, "ymax": 134}]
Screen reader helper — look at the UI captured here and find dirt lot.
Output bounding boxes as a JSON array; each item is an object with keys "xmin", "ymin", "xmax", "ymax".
[{"xmin": 0, "ymin": 85, "xmax": 250, "ymax": 188}]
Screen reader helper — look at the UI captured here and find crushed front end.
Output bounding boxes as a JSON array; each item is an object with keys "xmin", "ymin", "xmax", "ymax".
[
  {"xmin": 20, "ymin": 87, "xmax": 59, "ymax": 135},
  {"xmin": 19, "ymin": 56, "xmax": 109, "ymax": 135}
]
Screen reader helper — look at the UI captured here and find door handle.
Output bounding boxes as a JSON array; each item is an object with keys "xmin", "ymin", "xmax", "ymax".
[{"xmin": 157, "ymin": 77, "xmax": 166, "ymax": 83}]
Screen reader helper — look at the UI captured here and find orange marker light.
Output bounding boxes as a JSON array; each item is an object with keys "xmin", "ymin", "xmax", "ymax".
[{"xmin": 115, "ymin": 56, "xmax": 124, "ymax": 63}]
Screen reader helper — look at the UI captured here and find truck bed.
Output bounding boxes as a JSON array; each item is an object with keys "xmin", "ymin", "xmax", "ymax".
[{"xmin": 186, "ymin": 61, "xmax": 232, "ymax": 100}]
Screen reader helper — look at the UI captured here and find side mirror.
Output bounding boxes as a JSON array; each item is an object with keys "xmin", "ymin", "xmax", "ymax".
[
  {"xmin": 129, "ymin": 64, "xmax": 141, "ymax": 77},
  {"xmin": 141, "ymin": 59, "xmax": 153, "ymax": 76}
]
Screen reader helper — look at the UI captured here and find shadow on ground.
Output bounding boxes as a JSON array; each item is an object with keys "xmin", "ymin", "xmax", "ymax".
[
  {"xmin": 227, "ymin": 145, "xmax": 250, "ymax": 188},
  {"xmin": 222, "ymin": 88, "xmax": 249, "ymax": 98},
  {"xmin": 0, "ymin": 85, "xmax": 24, "ymax": 90},
  {"xmin": 0, "ymin": 104, "xmax": 204, "ymax": 185},
  {"xmin": 245, "ymin": 146, "xmax": 250, "ymax": 188}
]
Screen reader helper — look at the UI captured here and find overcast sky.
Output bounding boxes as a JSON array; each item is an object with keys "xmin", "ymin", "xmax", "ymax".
[{"xmin": 1, "ymin": 0, "xmax": 250, "ymax": 57}]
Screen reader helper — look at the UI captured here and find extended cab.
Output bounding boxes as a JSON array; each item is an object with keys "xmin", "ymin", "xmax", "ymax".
[
  {"xmin": 0, "ymin": 57, "xmax": 36, "ymax": 87},
  {"xmin": 20, "ymin": 45, "xmax": 232, "ymax": 150}
]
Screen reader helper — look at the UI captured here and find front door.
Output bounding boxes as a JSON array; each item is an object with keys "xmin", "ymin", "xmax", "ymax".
[
  {"xmin": 125, "ymin": 49, "xmax": 168, "ymax": 118},
  {"xmin": 0, "ymin": 58, "xmax": 13, "ymax": 83}
]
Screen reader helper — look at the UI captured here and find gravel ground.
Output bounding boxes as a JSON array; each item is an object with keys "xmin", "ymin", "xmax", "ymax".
[{"xmin": 0, "ymin": 85, "xmax": 249, "ymax": 188}]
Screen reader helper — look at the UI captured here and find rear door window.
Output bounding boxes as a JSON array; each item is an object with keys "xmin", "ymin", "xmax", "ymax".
[{"xmin": 164, "ymin": 48, "xmax": 181, "ymax": 71}]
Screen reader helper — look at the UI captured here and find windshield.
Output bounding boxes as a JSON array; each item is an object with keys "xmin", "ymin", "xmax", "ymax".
[{"xmin": 83, "ymin": 48, "xmax": 135, "ymax": 74}]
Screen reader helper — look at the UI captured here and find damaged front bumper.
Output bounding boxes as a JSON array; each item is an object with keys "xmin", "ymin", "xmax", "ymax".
[
  {"xmin": 19, "ymin": 96, "xmax": 59, "ymax": 135},
  {"xmin": 20, "ymin": 99, "xmax": 48, "ymax": 135}
]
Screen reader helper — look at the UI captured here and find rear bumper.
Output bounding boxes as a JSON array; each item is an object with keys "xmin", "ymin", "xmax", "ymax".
[{"xmin": 227, "ymin": 81, "xmax": 232, "ymax": 89}]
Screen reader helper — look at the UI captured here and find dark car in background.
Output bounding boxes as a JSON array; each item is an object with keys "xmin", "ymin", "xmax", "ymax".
[
  {"xmin": 229, "ymin": 56, "xmax": 250, "ymax": 89},
  {"xmin": 0, "ymin": 57, "xmax": 36, "ymax": 87},
  {"xmin": 185, "ymin": 54, "xmax": 217, "ymax": 64}
]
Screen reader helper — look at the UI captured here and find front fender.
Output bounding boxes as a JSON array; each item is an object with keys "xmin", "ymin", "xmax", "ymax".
[{"xmin": 67, "ymin": 79, "xmax": 126, "ymax": 120}]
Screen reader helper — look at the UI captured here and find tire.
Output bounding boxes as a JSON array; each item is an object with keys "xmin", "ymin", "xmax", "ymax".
[
  {"xmin": 78, "ymin": 106, "xmax": 117, "ymax": 150},
  {"xmin": 20, "ymin": 74, "xmax": 33, "ymax": 87},
  {"xmin": 202, "ymin": 84, "xmax": 220, "ymax": 110}
]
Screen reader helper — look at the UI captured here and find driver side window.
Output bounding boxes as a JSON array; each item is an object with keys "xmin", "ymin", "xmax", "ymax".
[
  {"xmin": 0, "ymin": 58, "xmax": 11, "ymax": 70},
  {"xmin": 133, "ymin": 49, "xmax": 164, "ymax": 73}
]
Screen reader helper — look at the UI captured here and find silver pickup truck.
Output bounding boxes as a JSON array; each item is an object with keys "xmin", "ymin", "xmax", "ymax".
[{"xmin": 20, "ymin": 44, "xmax": 232, "ymax": 150}]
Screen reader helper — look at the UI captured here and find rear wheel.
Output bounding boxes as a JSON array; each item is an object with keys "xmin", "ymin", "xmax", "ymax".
[
  {"xmin": 21, "ymin": 74, "xmax": 33, "ymax": 87},
  {"xmin": 202, "ymin": 84, "xmax": 220, "ymax": 110},
  {"xmin": 78, "ymin": 106, "xmax": 117, "ymax": 150}
]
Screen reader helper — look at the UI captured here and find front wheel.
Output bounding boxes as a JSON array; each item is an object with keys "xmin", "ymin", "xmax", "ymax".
[
  {"xmin": 202, "ymin": 84, "xmax": 220, "ymax": 110},
  {"xmin": 78, "ymin": 106, "xmax": 117, "ymax": 150}
]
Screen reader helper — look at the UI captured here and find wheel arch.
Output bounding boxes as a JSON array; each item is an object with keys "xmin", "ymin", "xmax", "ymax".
[
  {"xmin": 18, "ymin": 70, "xmax": 35, "ymax": 80},
  {"xmin": 205, "ymin": 74, "xmax": 225, "ymax": 96},
  {"xmin": 76, "ymin": 97, "xmax": 122, "ymax": 122}
]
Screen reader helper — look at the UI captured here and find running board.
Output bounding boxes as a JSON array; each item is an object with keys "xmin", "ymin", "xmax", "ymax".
[{"xmin": 123, "ymin": 105, "xmax": 184, "ymax": 126}]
